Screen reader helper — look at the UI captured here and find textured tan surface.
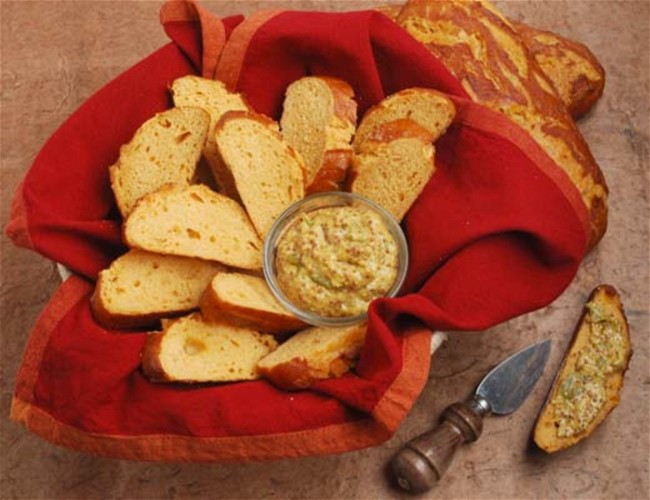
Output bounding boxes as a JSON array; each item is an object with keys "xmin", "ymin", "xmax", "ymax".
[{"xmin": 1, "ymin": 1, "xmax": 648, "ymax": 498}]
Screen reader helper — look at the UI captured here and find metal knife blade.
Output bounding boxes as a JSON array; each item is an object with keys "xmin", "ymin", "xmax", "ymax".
[
  {"xmin": 391, "ymin": 339, "xmax": 552, "ymax": 494},
  {"xmin": 476, "ymin": 339, "xmax": 551, "ymax": 415}
]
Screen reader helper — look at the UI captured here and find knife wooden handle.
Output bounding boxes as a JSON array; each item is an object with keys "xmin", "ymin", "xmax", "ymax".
[{"xmin": 391, "ymin": 398, "xmax": 487, "ymax": 494}]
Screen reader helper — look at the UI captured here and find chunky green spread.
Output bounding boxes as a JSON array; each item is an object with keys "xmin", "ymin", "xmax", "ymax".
[
  {"xmin": 275, "ymin": 206, "xmax": 399, "ymax": 317},
  {"xmin": 552, "ymin": 302, "xmax": 626, "ymax": 437}
]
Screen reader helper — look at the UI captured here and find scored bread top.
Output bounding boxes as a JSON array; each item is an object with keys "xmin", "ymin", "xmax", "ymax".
[
  {"xmin": 214, "ymin": 110, "xmax": 306, "ymax": 239},
  {"xmin": 280, "ymin": 76, "xmax": 357, "ymax": 189},
  {"xmin": 353, "ymin": 87, "xmax": 455, "ymax": 152},
  {"xmin": 170, "ymin": 76, "xmax": 251, "ymax": 198},
  {"xmin": 257, "ymin": 323, "xmax": 367, "ymax": 390},
  {"xmin": 200, "ymin": 272, "xmax": 306, "ymax": 335},
  {"xmin": 109, "ymin": 106, "xmax": 210, "ymax": 217},
  {"xmin": 511, "ymin": 22, "xmax": 606, "ymax": 119},
  {"xmin": 123, "ymin": 183, "xmax": 263, "ymax": 270},
  {"xmin": 91, "ymin": 249, "xmax": 225, "ymax": 329},
  {"xmin": 141, "ymin": 312, "xmax": 278, "ymax": 383},
  {"xmin": 351, "ymin": 118, "xmax": 436, "ymax": 221}
]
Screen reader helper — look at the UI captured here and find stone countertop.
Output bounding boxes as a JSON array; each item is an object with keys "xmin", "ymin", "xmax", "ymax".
[{"xmin": 1, "ymin": 1, "xmax": 648, "ymax": 498}]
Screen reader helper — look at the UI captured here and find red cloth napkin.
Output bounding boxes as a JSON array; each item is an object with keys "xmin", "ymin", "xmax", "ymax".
[{"xmin": 7, "ymin": 0, "xmax": 589, "ymax": 461}]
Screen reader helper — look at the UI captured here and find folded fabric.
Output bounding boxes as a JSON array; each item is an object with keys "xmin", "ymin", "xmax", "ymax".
[{"xmin": 7, "ymin": 0, "xmax": 589, "ymax": 461}]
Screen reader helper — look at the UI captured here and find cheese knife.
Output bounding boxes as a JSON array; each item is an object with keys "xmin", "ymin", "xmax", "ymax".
[{"xmin": 391, "ymin": 339, "xmax": 551, "ymax": 493}]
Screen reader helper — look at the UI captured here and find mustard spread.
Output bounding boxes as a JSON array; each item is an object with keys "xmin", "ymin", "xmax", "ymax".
[
  {"xmin": 552, "ymin": 302, "xmax": 626, "ymax": 437},
  {"xmin": 274, "ymin": 206, "xmax": 399, "ymax": 318}
]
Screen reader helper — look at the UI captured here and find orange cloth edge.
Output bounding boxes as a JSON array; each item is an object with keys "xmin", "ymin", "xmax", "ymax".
[
  {"xmin": 10, "ymin": 275, "xmax": 432, "ymax": 461},
  {"xmin": 5, "ymin": 179, "xmax": 34, "ymax": 250},
  {"xmin": 455, "ymin": 101, "xmax": 591, "ymax": 243},
  {"xmin": 215, "ymin": 10, "xmax": 284, "ymax": 91},
  {"xmin": 159, "ymin": 0, "xmax": 226, "ymax": 79},
  {"xmin": 12, "ymin": 277, "xmax": 90, "ymax": 402}
]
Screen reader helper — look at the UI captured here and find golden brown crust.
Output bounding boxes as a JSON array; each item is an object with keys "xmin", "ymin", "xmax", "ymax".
[
  {"xmin": 140, "ymin": 332, "xmax": 171, "ymax": 382},
  {"xmin": 398, "ymin": 0, "xmax": 608, "ymax": 249},
  {"xmin": 348, "ymin": 118, "xmax": 435, "ymax": 194},
  {"xmin": 305, "ymin": 149, "xmax": 353, "ymax": 194},
  {"xmin": 533, "ymin": 284, "xmax": 632, "ymax": 452},
  {"xmin": 320, "ymin": 76, "xmax": 358, "ymax": 125},
  {"xmin": 363, "ymin": 118, "xmax": 435, "ymax": 145},
  {"xmin": 90, "ymin": 271, "xmax": 188, "ymax": 330},
  {"xmin": 198, "ymin": 285, "xmax": 306, "ymax": 335},
  {"xmin": 512, "ymin": 22, "xmax": 605, "ymax": 119},
  {"xmin": 353, "ymin": 87, "xmax": 455, "ymax": 151},
  {"xmin": 258, "ymin": 355, "xmax": 357, "ymax": 391}
]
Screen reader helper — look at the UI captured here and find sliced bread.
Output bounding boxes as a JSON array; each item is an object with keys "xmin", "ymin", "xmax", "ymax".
[
  {"xmin": 280, "ymin": 76, "xmax": 357, "ymax": 193},
  {"xmin": 141, "ymin": 312, "xmax": 278, "ymax": 383},
  {"xmin": 200, "ymin": 272, "xmax": 306, "ymax": 335},
  {"xmin": 123, "ymin": 183, "xmax": 263, "ymax": 270},
  {"xmin": 110, "ymin": 106, "xmax": 210, "ymax": 217},
  {"xmin": 91, "ymin": 249, "xmax": 225, "ymax": 329},
  {"xmin": 533, "ymin": 285, "xmax": 632, "ymax": 453},
  {"xmin": 352, "ymin": 87, "xmax": 455, "ymax": 151},
  {"xmin": 257, "ymin": 323, "xmax": 367, "ymax": 390},
  {"xmin": 350, "ymin": 119, "xmax": 436, "ymax": 221},
  {"xmin": 170, "ymin": 76, "xmax": 251, "ymax": 198},
  {"xmin": 215, "ymin": 111, "xmax": 306, "ymax": 238}
]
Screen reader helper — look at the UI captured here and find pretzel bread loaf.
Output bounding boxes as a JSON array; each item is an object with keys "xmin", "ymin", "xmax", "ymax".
[
  {"xmin": 397, "ymin": 0, "xmax": 608, "ymax": 248},
  {"xmin": 377, "ymin": 4, "xmax": 606, "ymax": 120}
]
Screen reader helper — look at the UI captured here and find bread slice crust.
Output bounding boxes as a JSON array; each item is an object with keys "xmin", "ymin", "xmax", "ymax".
[{"xmin": 257, "ymin": 323, "xmax": 367, "ymax": 390}]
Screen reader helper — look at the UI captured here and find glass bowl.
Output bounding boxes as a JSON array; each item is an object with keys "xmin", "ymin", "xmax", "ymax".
[{"xmin": 263, "ymin": 192, "xmax": 409, "ymax": 327}]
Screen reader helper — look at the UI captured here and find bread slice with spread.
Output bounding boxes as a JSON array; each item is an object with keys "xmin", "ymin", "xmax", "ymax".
[
  {"xmin": 280, "ymin": 76, "xmax": 357, "ymax": 194},
  {"xmin": 141, "ymin": 312, "xmax": 278, "ymax": 383},
  {"xmin": 123, "ymin": 183, "xmax": 263, "ymax": 270},
  {"xmin": 170, "ymin": 76, "xmax": 251, "ymax": 198},
  {"xmin": 92, "ymin": 249, "xmax": 225, "ymax": 329},
  {"xmin": 214, "ymin": 111, "xmax": 306, "ymax": 239},
  {"xmin": 110, "ymin": 107, "xmax": 210, "ymax": 217},
  {"xmin": 533, "ymin": 285, "xmax": 632, "ymax": 452},
  {"xmin": 257, "ymin": 323, "xmax": 367, "ymax": 390}
]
